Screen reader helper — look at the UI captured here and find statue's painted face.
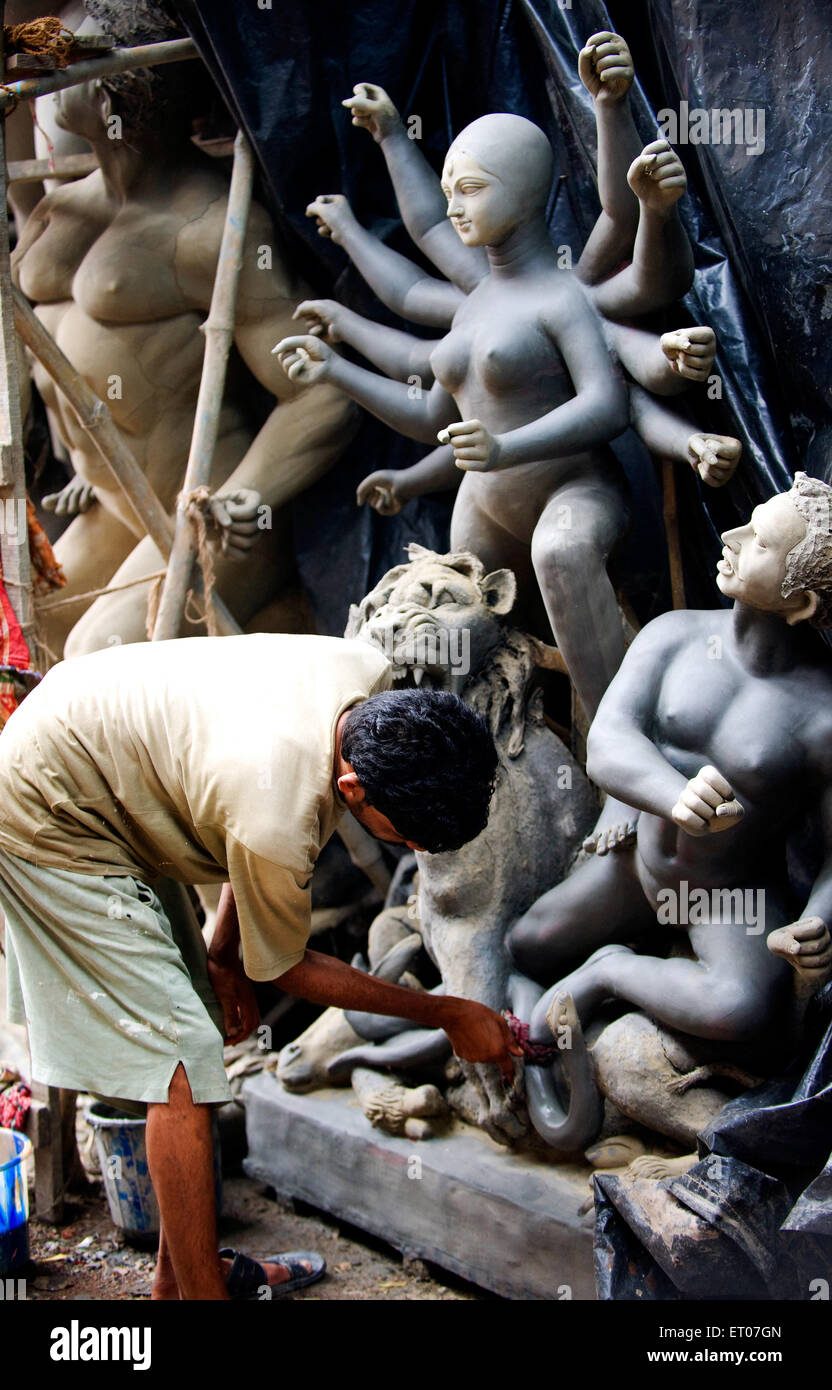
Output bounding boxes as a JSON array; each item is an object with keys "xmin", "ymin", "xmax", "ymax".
[
  {"xmin": 440, "ymin": 151, "xmax": 517, "ymax": 248},
  {"xmin": 717, "ymin": 494, "xmax": 808, "ymax": 615}
]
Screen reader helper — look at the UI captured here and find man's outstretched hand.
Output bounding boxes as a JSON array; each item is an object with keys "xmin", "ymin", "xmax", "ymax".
[
  {"xmin": 441, "ymin": 997, "xmax": 524, "ymax": 1081},
  {"xmin": 277, "ymin": 950, "xmax": 523, "ymax": 1080}
]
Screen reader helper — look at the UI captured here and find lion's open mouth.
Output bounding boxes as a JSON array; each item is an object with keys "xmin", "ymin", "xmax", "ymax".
[{"xmin": 393, "ymin": 664, "xmax": 438, "ymax": 690}]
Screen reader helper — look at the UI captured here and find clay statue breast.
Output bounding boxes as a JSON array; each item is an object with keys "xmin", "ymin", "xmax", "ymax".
[{"xmin": 429, "ymin": 326, "xmax": 472, "ymax": 396}]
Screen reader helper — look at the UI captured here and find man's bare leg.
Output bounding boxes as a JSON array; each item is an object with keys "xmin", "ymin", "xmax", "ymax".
[
  {"xmin": 146, "ymin": 1064, "xmax": 228, "ymax": 1300},
  {"xmin": 151, "ymin": 1222, "xmax": 181, "ymax": 1301},
  {"xmin": 147, "ymin": 1067, "xmax": 316, "ymax": 1299}
]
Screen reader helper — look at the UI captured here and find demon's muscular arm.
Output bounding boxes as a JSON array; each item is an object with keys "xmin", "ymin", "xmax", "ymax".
[{"xmin": 207, "ymin": 885, "xmax": 521, "ymax": 1073}]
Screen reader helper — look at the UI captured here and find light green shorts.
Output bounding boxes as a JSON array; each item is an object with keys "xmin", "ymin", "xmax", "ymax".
[{"xmin": 0, "ymin": 847, "xmax": 231, "ymax": 1111}]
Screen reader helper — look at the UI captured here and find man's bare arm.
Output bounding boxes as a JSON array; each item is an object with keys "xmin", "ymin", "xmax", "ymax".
[
  {"xmin": 277, "ymin": 950, "xmax": 522, "ymax": 1077},
  {"xmin": 206, "ymin": 885, "xmax": 259, "ymax": 1045}
]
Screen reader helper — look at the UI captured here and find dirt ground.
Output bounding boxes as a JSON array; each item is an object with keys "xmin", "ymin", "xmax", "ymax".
[{"xmin": 23, "ymin": 1172, "xmax": 491, "ymax": 1301}]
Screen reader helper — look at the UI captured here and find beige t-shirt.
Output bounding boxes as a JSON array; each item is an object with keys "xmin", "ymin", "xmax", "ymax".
[{"xmin": 0, "ymin": 634, "xmax": 392, "ymax": 980}]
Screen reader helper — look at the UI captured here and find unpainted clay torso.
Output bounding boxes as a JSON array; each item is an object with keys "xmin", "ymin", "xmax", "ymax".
[
  {"xmin": 430, "ymin": 268, "xmax": 616, "ymax": 541},
  {"xmin": 635, "ymin": 608, "xmax": 832, "ymax": 900},
  {"xmin": 16, "ymin": 165, "xmax": 253, "ymax": 522}
]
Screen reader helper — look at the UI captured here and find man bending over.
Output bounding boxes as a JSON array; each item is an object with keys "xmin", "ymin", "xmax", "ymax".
[{"xmin": 0, "ymin": 632, "xmax": 518, "ymax": 1299}]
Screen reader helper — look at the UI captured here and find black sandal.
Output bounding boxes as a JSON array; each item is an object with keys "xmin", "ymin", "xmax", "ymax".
[{"xmin": 220, "ymin": 1247, "xmax": 326, "ymax": 1300}]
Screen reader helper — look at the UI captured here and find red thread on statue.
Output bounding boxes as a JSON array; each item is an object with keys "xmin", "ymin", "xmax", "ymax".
[{"xmin": 503, "ymin": 1011, "xmax": 559, "ymax": 1064}]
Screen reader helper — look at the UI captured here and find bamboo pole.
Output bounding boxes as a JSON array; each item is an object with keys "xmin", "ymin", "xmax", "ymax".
[
  {"xmin": 152, "ymin": 130, "xmax": 255, "ymax": 642},
  {"xmin": 0, "ymin": 38, "xmax": 197, "ymax": 108},
  {"xmin": 8, "ymin": 153, "xmax": 97, "ymax": 183},
  {"xmin": 0, "ymin": 14, "xmax": 34, "ymax": 652},
  {"xmin": 12, "ymin": 288, "xmax": 242, "ymax": 636},
  {"xmin": 662, "ymin": 456, "xmax": 687, "ymax": 609}
]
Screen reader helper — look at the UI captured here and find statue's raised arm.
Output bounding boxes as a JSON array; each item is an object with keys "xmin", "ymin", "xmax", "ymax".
[
  {"xmin": 344, "ymin": 81, "xmax": 487, "ymax": 293},
  {"xmin": 304, "ymin": 192, "xmax": 463, "ymax": 326}
]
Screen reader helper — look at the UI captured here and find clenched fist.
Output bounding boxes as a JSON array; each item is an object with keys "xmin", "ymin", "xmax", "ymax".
[
  {"xmin": 628, "ymin": 139, "xmax": 687, "ymax": 214},
  {"xmin": 578, "ymin": 32, "xmax": 634, "ymax": 105},
  {"xmin": 671, "ymin": 765, "xmax": 744, "ymax": 836},
  {"xmin": 661, "ymin": 326, "xmax": 716, "ymax": 382},
  {"xmin": 437, "ymin": 419, "xmax": 503, "ymax": 472}
]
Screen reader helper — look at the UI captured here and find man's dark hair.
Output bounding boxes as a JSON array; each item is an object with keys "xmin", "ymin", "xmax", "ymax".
[{"xmin": 341, "ymin": 689, "xmax": 498, "ymax": 854}]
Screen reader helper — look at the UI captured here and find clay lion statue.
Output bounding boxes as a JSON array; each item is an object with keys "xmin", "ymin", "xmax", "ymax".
[{"xmin": 278, "ymin": 543, "xmax": 596, "ymax": 1141}]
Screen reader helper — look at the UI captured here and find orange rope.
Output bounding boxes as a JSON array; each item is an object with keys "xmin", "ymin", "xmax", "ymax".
[{"xmin": 3, "ymin": 19, "xmax": 76, "ymax": 67}]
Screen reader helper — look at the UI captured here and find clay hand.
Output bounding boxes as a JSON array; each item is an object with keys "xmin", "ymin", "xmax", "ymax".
[
  {"xmin": 208, "ymin": 488, "xmax": 262, "ymax": 560},
  {"xmin": 206, "ymin": 955, "xmax": 259, "ymax": 1046},
  {"xmin": 767, "ymin": 917, "xmax": 832, "ymax": 986},
  {"xmin": 356, "ymin": 469, "xmax": 408, "ymax": 516},
  {"xmin": 661, "ymin": 326, "xmax": 716, "ymax": 382},
  {"xmin": 342, "ymin": 82, "xmax": 401, "ymax": 143},
  {"xmin": 687, "ymin": 433, "xmax": 741, "ymax": 488},
  {"xmin": 627, "ymin": 139, "xmax": 687, "ymax": 213},
  {"xmin": 671, "ymin": 765, "xmax": 744, "ymax": 837},
  {"xmin": 438, "ymin": 419, "xmax": 502, "ymax": 471},
  {"xmin": 305, "ymin": 194, "xmax": 356, "ymax": 246},
  {"xmin": 578, "ymin": 31, "xmax": 634, "ymax": 104},
  {"xmin": 442, "ymin": 998, "xmax": 524, "ymax": 1081},
  {"xmin": 457, "ymin": 1057, "xmax": 527, "ymax": 1145},
  {"xmin": 271, "ymin": 334, "xmax": 334, "ymax": 385},
  {"xmin": 293, "ymin": 298, "xmax": 346, "ymax": 344},
  {"xmin": 42, "ymin": 475, "xmax": 96, "ymax": 515}
]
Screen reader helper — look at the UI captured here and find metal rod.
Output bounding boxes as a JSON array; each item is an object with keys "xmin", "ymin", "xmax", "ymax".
[
  {"xmin": 12, "ymin": 289, "xmax": 241, "ymax": 636},
  {"xmin": 152, "ymin": 129, "xmax": 255, "ymax": 642},
  {"xmin": 0, "ymin": 37, "xmax": 197, "ymax": 107},
  {"xmin": 0, "ymin": 13, "xmax": 34, "ymax": 648}
]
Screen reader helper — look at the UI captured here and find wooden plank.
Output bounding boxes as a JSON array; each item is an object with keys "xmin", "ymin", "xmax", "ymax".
[
  {"xmin": 27, "ymin": 1082, "xmax": 65, "ymax": 1224},
  {"xmin": 244, "ymin": 1076, "xmax": 597, "ymax": 1301}
]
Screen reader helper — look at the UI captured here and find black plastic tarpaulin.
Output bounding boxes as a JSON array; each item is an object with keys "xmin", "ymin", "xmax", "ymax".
[
  {"xmin": 174, "ymin": 0, "xmax": 831, "ymax": 633},
  {"xmin": 594, "ymin": 987, "xmax": 832, "ymax": 1300},
  {"xmin": 170, "ymin": 0, "xmax": 832, "ymax": 1299}
]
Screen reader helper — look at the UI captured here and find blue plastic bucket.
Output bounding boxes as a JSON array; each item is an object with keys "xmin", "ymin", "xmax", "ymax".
[
  {"xmin": 0, "ymin": 1127, "xmax": 32, "ymax": 1274},
  {"xmin": 85, "ymin": 1104, "xmax": 160, "ymax": 1243},
  {"xmin": 85, "ymin": 1103, "xmax": 222, "ymax": 1247}
]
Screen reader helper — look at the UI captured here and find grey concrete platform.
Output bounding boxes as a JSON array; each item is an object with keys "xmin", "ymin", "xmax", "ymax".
[{"xmin": 242, "ymin": 1072, "xmax": 596, "ymax": 1300}]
